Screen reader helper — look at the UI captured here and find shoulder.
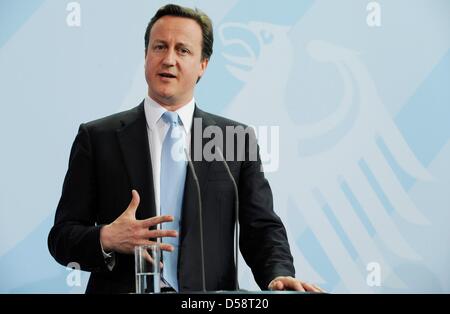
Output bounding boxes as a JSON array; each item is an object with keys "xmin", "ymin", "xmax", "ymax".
[
  {"xmin": 195, "ymin": 107, "xmax": 248, "ymax": 129},
  {"xmin": 81, "ymin": 103, "xmax": 144, "ymax": 134}
]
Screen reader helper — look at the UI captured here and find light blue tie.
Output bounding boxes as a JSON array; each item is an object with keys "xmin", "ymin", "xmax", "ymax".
[{"xmin": 160, "ymin": 111, "xmax": 187, "ymax": 291}]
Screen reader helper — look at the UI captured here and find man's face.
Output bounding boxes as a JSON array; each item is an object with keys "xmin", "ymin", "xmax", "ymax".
[{"xmin": 145, "ymin": 16, "xmax": 208, "ymax": 108}]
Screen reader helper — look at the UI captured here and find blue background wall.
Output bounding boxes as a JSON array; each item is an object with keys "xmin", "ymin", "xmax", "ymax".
[{"xmin": 0, "ymin": 0, "xmax": 449, "ymax": 293}]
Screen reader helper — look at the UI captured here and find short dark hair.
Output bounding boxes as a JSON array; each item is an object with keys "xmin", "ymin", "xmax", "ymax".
[{"xmin": 144, "ymin": 4, "xmax": 213, "ymax": 61}]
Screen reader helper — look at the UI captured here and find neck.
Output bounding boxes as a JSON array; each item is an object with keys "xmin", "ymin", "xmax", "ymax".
[{"xmin": 148, "ymin": 93, "xmax": 192, "ymax": 112}]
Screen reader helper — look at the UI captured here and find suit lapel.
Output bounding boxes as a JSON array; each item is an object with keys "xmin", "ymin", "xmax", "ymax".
[{"xmin": 116, "ymin": 102, "xmax": 156, "ymax": 220}]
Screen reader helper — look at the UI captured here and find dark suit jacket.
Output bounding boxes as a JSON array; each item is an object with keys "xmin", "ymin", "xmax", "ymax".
[{"xmin": 48, "ymin": 102, "xmax": 295, "ymax": 293}]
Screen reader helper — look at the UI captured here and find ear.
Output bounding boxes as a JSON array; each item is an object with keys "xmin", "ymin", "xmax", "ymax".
[{"xmin": 198, "ymin": 58, "xmax": 209, "ymax": 77}]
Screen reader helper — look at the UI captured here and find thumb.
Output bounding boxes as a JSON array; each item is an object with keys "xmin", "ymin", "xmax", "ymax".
[{"xmin": 125, "ymin": 189, "xmax": 140, "ymax": 216}]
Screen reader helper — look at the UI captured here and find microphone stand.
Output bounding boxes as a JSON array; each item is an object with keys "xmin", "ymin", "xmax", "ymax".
[
  {"xmin": 184, "ymin": 148, "xmax": 206, "ymax": 292},
  {"xmin": 216, "ymin": 147, "xmax": 239, "ymax": 291}
]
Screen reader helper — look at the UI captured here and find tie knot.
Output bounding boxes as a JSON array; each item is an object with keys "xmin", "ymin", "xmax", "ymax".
[{"xmin": 162, "ymin": 111, "xmax": 180, "ymax": 126}]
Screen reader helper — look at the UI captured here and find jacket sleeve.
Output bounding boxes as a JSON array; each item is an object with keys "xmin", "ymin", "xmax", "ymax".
[
  {"xmin": 238, "ymin": 128, "xmax": 295, "ymax": 290},
  {"xmin": 48, "ymin": 124, "xmax": 109, "ymax": 272}
]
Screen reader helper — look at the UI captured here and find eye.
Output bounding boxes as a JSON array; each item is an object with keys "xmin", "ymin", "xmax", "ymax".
[
  {"xmin": 153, "ymin": 44, "xmax": 165, "ymax": 51},
  {"xmin": 178, "ymin": 47, "xmax": 190, "ymax": 55}
]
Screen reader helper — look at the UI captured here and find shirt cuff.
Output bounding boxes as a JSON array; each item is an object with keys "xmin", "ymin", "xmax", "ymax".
[{"xmin": 100, "ymin": 239, "xmax": 116, "ymax": 271}]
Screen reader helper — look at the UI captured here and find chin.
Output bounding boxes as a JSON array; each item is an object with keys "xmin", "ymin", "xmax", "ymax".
[
  {"xmin": 150, "ymin": 88, "xmax": 173, "ymax": 100},
  {"xmin": 151, "ymin": 93, "xmax": 175, "ymax": 105},
  {"xmin": 159, "ymin": 92, "xmax": 175, "ymax": 102}
]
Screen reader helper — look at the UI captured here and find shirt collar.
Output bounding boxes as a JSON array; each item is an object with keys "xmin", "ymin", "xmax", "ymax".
[{"xmin": 144, "ymin": 96, "xmax": 195, "ymax": 133}]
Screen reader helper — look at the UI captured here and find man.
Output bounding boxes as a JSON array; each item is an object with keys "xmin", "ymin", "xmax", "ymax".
[{"xmin": 48, "ymin": 4, "xmax": 322, "ymax": 294}]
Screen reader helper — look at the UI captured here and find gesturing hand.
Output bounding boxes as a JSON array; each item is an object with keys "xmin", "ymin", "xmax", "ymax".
[{"xmin": 100, "ymin": 190, "xmax": 178, "ymax": 254}]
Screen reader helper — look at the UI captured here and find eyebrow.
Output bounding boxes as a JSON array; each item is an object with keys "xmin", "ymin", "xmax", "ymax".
[{"xmin": 152, "ymin": 39, "xmax": 193, "ymax": 49}]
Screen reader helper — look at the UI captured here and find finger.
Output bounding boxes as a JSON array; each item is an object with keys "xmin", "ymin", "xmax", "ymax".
[
  {"xmin": 302, "ymin": 282, "xmax": 320, "ymax": 292},
  {"xmin": 139, "ymin": 240, "xmax": 174, "ymax": 252},
  {"xmin": 142, "ymin": 250, "xmax": 157, "ymax": 265},
  {"xmin": 141, "ymin": 248, "xmax": 164, "ymax": 270},
  {"xmin": 158, "ymin": 242, "xmax": 175, "ymax": 252},
  {"xmin": 312, "ymin": 284, "xmax": 326, "ymax": 293},
  {"xmin": 125, "ymin": 190, "xmax": 140, "ymax": 216},
  {"xmin": 141, "ymin": 215, "xmax": 174, "ymax": 228},
  {"xmin": 276, "ymin": 281, "xmax": 285, "ymax": 290},
  {"xmin": 279, "ymin": 277, "xmax": 305, "ymax": 292},
  {"xmin": 145, "ymin": 229, "xmax": 178, "ymax": 239},
  {"xmin": 291, "ymin": 280, "xmax": 306, "ymax": 292},
  {"xmin": 269, "ymin": 280, "xmax": 284, "ymax": 291}
]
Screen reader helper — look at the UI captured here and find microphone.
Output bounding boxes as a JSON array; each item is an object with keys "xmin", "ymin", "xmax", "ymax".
[
  {"xmin": 184, "ymin": 148, "xmax": 206, "ymax": 292},
  {"xmin": 215, "ymin": 147, "xmax": 240, "ymax": 291}
]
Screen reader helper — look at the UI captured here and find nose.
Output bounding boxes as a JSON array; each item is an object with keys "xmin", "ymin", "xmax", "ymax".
[{"xmin": 162, "ymin": 48, "xmax": 176, "ymax": 67}]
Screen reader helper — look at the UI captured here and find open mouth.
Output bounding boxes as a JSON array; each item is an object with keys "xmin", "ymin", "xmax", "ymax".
[{"xmin": 158, "ymin": 73, "xmax": 176, "ymax": 78}]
